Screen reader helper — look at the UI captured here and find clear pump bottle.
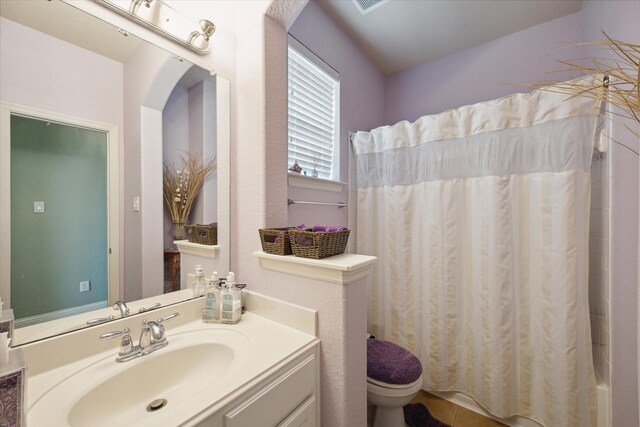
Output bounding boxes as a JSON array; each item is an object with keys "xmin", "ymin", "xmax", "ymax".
[
  {"xmin": 221, "ymin": 272, "xmax": 241, "ymax": 324},
  {"xmin": 202, "ymin": 272, "xmax": 221, "ymax": 323},
  {"xmin": 192, "ymin": 265, "xmax": 206, "ymax": 298}
]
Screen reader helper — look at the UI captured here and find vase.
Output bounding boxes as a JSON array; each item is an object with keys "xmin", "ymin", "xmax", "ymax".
[{"xmin": 172, "ymin": 221, "xmax": 186, "ymax": 241}]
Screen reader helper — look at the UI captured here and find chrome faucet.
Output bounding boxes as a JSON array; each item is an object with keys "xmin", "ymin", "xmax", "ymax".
[
  {"xmin": 100, "ymin": 312, "xmax": 180, "ymax": 362},
  {"xmin": 112, "ymin": 300, "xmax": 130, "ymax": 318},
  {"xmin": 139, "ymin": 312, "xmax": 179, "ymax": 353}
]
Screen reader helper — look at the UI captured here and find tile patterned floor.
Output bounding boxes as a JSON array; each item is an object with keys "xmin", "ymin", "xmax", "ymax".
[{"xmin": 411, "ymin": 391, "xmax": 508, "ymax": 427}]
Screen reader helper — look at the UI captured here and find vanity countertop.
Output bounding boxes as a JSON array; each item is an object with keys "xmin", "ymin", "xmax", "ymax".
[{"xmin": 21, "ymin": 293, "xmax": 319, "ymax": 426}]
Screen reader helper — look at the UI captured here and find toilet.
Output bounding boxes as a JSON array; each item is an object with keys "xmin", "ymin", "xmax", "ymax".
[{"xmin": 367, "ymin": 339, "xmax": 423, "ymax": 427}]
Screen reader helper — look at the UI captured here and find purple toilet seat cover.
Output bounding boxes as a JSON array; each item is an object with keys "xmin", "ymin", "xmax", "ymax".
[{"xmin": 367, "ymin": 339, "xmax": 423, "ymax": 385}]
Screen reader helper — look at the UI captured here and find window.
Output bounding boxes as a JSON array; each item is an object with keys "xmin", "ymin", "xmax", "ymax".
[{"xmin": 288, "ymin": 36, "xmax": 340, "ymax": 181}]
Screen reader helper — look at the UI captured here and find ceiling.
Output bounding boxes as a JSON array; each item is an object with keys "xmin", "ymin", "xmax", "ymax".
[
  {"xmin": 317, "ymin": 0, "xmax": 583, "ymax": 75},
  {"xmin": 0, "ymin": 0, "xmax": 141, "ymax": 63}
]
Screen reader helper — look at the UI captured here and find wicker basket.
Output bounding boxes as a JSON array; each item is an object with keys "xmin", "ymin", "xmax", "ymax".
[
  {"xmin": 259, "ymin": 227, "xmax": 293, "ymax": 255},
  {"xmin": 185, "ymin": 223, "xmax": 218, "ymax": 245},
  {"xmin": 288, "ymin": 228, "xmax": 350, "ymax": 259}
]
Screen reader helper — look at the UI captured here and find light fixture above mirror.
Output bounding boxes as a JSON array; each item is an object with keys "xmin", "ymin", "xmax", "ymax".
[{"xmin": 96, "ymin": 0, "xmax": 215, "ymax": 54}]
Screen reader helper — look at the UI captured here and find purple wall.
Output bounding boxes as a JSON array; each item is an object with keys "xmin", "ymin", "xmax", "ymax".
[
  {"xmin": 288, "ymin": 0, "xmax": 385, "ymax": 228},
  {"xmin": 384, "ymin": 12, "xmax": 582, "ymax": 125}
]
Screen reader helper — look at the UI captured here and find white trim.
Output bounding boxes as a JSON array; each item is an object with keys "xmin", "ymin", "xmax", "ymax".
[
  {"xmin": 175, "ymin": 240, "xmax": 220, "ymax": 259},
  {"xmin": 14, "ymin": 300, "xmax": 108, "ymax": 329},
  {"xmin": 254, "ymin": 251, "xmax": 376, "ymax": 285},
  {"xmin": 0, "ymin": 101, "xmax": 120, "ymax": 310},
  {"xmin": 332, "ymin": 80, "xmax": 341, "ymax": 181},
  {"xmin": 215, "ymin": 75, "xmax": 231, "ymax": 277},
  {"xmin": 287, "ymin": 172, "xmax": 347, "ymax": 192},
  {"xmin": 140, "ymin": 106, "xmax": 164, "ymax": 298},
  {"xmin": 288, "ymin": 35, "xmax": 339, "ymax": 81}
]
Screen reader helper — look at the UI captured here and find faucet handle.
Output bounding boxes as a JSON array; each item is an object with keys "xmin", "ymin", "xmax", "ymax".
[
  {"xmin": 158, "ymin": 312, "xmax": 180, "ymax": 323},
  {"xmin": 100, "ymin": 327, "xmax": 131, "ymax": 340},
  {"xmin": 138, "ymin": 302, "xmax": 161, "ymax": 313},
  {"xmin": 100, "ymin": 327, "xmax": 135, "ymax": 361},
  {"xmin": 86, "ymin": 315, "xmax": 115, "ymax": 325}
]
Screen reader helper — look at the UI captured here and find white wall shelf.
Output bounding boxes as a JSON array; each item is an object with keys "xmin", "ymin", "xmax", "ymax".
[
  {"xmin": 287, "ymin": 172, "xmax": 347, "ymax": 193},
  {"xmin": 174, "ymin": 240, "xmax": 219, "ymax": 258},
  {"xmin": 254, "ymin": 251, "xmax": 376, "ymax": 285}
]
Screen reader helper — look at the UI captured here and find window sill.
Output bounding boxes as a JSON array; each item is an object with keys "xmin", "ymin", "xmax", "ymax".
[{"xmin": 287, "ymin": 172, "xmax": 347, "ymax": 193}]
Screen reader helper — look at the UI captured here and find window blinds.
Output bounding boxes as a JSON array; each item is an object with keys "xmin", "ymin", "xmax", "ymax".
[{"xmin": 287, "ymin": 43, "xmax": 339, "ymax": 180}]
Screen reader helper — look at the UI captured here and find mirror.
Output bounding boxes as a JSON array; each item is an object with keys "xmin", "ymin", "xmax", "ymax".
[{"xmin": 0, "ymin": 0, "xmax": 230, "ymax": 345}]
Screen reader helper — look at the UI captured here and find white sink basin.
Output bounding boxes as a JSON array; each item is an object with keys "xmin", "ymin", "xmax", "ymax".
[{"xmin": 28, "ymin": 328, "xmax": 250, "ymax": 427}]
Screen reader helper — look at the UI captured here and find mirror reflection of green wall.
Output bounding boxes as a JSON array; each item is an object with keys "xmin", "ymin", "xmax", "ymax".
[{"xmin": 11, "ymin": 115, "xmax": 108, "ymax": 324}]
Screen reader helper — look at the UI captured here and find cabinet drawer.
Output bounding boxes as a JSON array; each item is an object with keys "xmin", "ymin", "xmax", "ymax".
[
  {"xmin": 277, "ymin": 395, "xmax": 316, "ymax": 427},
  {"xmin": 224, "ymin": 354, "xmax": 316, "ymax": 427}
]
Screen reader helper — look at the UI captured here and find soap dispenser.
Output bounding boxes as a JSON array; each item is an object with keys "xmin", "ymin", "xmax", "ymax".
[
  {"xmin": 221, "ymin": 272, "xmax": 241, "ymax": 324},
  {"xmin": 192, "ymin": 265, "xmax": 206, "ymax": 298},
  {"xmin": 202, "ymin": 272, "xmax": 221, "ymax": 323}
]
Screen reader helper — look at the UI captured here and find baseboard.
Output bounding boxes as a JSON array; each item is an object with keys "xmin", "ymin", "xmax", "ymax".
[
  {"xmin": 15, "ymin": 301, "xmax": 108, "ymax": 328},
  {"xmin": 429, "ymin": 391, "xmax": 542, "ymax": 427}
]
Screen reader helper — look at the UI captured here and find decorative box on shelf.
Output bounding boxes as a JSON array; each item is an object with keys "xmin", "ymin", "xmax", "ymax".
[
  {"xmin": 0, "ymin": 309, "xmax": 14, "ymax": 339},
  {"xmin": 0, "ymin": 347, "xmax": 27, "ymax": 427}
]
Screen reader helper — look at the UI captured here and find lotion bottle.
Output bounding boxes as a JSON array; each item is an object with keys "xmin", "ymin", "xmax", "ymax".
[
  {"xmin": 202, "ymin": 272, "xmax": 221, "ymax": 323},
  {"xmin": 221, "ymin": 272, "xmax": 241, "ymax": 324},
  {"xmin": 192, "ymin": 265, "xmax": 206, "ymax": 298}
]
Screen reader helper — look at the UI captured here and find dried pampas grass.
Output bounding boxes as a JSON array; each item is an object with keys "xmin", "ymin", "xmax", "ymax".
[
  {"xmin": 530, "ymin": 32, "xmax": 639, "ymax": 154},
  {"xmin": 163, "ymin": 153, "xmax": 217, "ymax": 223}
]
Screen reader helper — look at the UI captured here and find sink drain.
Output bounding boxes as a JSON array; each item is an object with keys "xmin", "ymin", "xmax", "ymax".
[{"xmin": 146, "ymin": 398, "xmax": 168, "ymax": 412}]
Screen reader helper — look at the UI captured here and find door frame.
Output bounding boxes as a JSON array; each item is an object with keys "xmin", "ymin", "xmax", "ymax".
[{"xmin": 0, "ymin": 101, "xmax": 120, "ymax": 310}]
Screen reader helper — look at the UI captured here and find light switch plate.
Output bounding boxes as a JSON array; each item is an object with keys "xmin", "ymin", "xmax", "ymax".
[
  {"xmin": 34, "ymin": 201, "xmax": 45, "ymax": 213},
  {"xmin": 133, "ymin": 196, "xmax": 140, "ymax": 212},
  {"xmin": 80, "ymin": 281, "xmax": 91, "ymax": 292}
]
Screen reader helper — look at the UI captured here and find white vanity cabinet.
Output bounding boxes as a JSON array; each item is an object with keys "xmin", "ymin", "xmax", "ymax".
[{"xmin": 197, "ymin": 344, "xmax": 320, "ymax": 427}]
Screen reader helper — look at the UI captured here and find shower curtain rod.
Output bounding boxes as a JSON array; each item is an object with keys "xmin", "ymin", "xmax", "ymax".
[{"xmin": 288, "ymin": 199, "xmax": 348, "ymax": 208}]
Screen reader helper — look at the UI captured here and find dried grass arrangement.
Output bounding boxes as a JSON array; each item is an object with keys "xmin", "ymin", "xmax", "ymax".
[
  {"xmin": 531, "ymin": 32, "xmax": 639, "ymax": 154},
  {"xmin": 163, "ymin": 153, "xmax": 217, "ymax": 224}
]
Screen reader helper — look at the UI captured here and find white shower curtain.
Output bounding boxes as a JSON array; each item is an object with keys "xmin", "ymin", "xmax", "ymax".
[{"xmin": 353, "ymin": 79, "xmax": 602, "ymax": 427}]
